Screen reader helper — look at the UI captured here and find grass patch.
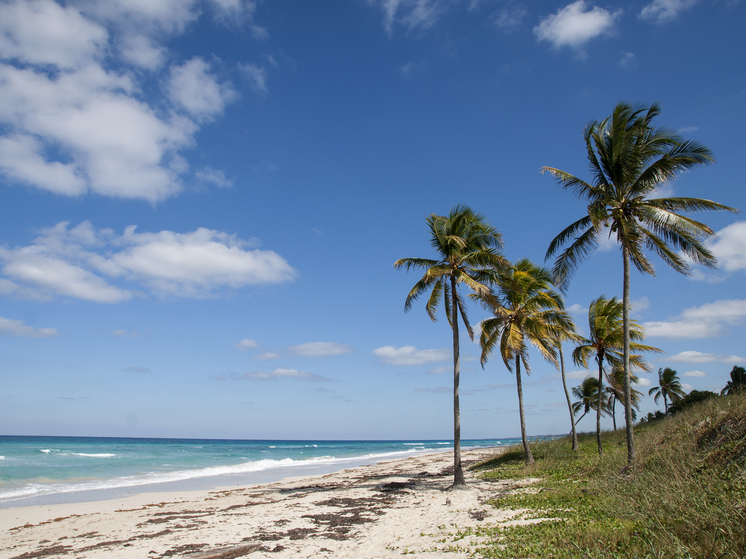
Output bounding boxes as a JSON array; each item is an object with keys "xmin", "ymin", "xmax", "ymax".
[{"xmin": 469, "ymin": 393, "xmax": 746, "ymax": 558}]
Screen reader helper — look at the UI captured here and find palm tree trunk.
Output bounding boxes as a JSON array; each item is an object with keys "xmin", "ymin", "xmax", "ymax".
[
  {"xmin": 576, "ymin": 409, "xmax": 588, "ymax": 424},
  {"xmin": 451, "ymin": 277, "xmax": 466, "ymax": 487},
  {"xmin": 559, "ymin": 343, "xmax": 578, "ymax": 451},
  {"xmin": 663, "ymin": 393, "xmax": 668, "ymax": 414},
  {"xmin": 612, "ymin": 396, "xmax": 617, "ymax": 431},
  {"xmin": 596, "ymin": 359, "xmax": 603, "ymax": 458},
  {"xmin": 622, "ymin": 245, "xmax": 635, "ymax": 466},
  {"xmin": 516, "ymin": 356, "xmax": 535, "ymax": 465}
]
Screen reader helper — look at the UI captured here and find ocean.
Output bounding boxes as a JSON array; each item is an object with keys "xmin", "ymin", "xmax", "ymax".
[{"xmin": 0, "ymin": 436, "xmax": 519, "ymax": 508}]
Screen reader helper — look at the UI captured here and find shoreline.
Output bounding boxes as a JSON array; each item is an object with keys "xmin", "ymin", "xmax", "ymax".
[{"xmin": 0, "ymin": 447, "xmax": 536, "ymax": 559}]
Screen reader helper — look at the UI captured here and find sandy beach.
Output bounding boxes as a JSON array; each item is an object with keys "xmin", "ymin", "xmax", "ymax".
[{"xmin": 1, "ymin": 447, "xmax": 539, "ymax": 558}]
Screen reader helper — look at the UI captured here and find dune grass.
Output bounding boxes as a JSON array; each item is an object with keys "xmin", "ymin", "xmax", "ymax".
[{"xmin": 468, "ymin": 393, "xmax": 746, "ymax": 558}]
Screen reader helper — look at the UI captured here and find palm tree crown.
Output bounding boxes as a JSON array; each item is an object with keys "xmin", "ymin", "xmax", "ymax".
[
  {"xmin": 476, "ymin": 258, "xmax": 574, "ymax": 465},
  {"xmin": 544, "ymin": 101, "xmax": 738, "ymax": 465},
  {"xmin": 572, "ymin": 376, "xmax": 608, "ymax": 424},
  {"xmin": 394, "ymin": 205, "xmax": 504, "ymax": 486},
  {"xmin": 649, "ymin": 367, "xmax": 686, "ymax": 413}
]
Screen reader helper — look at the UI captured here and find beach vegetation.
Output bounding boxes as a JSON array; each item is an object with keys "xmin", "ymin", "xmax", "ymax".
[
  {"xmin": 394, "ymin": 204, "xmax": 505, "ymax": 486},
  {"xmin": 648, "ymin": 367, "xmax": 686, "ymax": 413},
  {"xmin": 475, "ymin": 258, "xmax": 575, "ymax": 465},
  {"xmin": 469, "ymin": 390, "xmax": 746, "ymax": 558},
  {"xmin": 544, "ymin": 101, "xmax": 739, "ymax": 466},
  {"xmin": 572, "ymin": 295, "xmax": 660, "ymax": 456}
]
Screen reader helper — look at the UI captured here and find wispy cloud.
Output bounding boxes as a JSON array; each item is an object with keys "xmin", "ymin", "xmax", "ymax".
[
  {"xmin": 668, "ymin": 351, "xmax": 744, "ymax": 364},
  {"xmin": 639, "ymin": 0, "xmax": 698, "ymax": 23},
  {"xmin": 534, "ymin": 1, "xmax": 621, "ymax": 51},
  {"xmin": 235, "ymin": 338, "xmax": 260, "ymax": 350},
  {"xmin": 0, "ymin": 316, "xmax": 58, "ymax": 338},
  {"xmin": 643, "ymin": 299, "xmax": 746, "ymax": 339},
  {"xmin": 287, "ymin": 342, "xmax": 353, "ymax": 357},
  {"xmin": 683, "ymin": 370, "xmax": 706, "ymax": 377},
  {"xmin": 373, "ymin": 345, "xmax": 450, "ymax": 366},
  {"xmin": 367, "ymin": 0, "xmax": 450, "ymax": 36},
  {"xmin": 241, "ymin": 368, "xmax": 331, "ymax": 381}
]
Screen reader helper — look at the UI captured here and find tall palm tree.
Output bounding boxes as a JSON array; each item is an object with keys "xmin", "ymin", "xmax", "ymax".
[
  {"xmin": 476, "ymin": 259, "xmax": 574, "ymax": 465},
  {"xmin": 606, "ymin": 366, "xmax": 642, "ymax": 430},
  {"xmin": 544, "ymin": 102, "xmax": 738, "ymax": 465},
  {"xmin": 554, "ymin": 327, "xmax": 582, "ymax": 450},
  {"xmin": 573, "ymin": 296, "xmax": 660, "ymax": 457},
  {"xmin": 572, "ymin": 376, "xmax": 606, "ymax": 425},
  {"xmin": 394, "ymin": 205, "xmax": 504, "ymax": 486},
  {"xmin": 649, "ymin": 367, "xmax": 686, "ymax": 413}
]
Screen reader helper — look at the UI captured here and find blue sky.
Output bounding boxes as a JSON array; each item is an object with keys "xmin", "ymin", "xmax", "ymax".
[{"xmin": 0, "ymin": 0, "xmax": 744, "ymax": 440}]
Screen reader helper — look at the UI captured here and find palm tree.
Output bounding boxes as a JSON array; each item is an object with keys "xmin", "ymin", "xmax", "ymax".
[
  {"xmin": 394, "ymin": 205, "xmax": 504, "ymax": 486},
  {"xmin": 606, "ymin": 366, "xmax": 642, "ymax": 430},
  {"xmin": 554, "ymin": 326, "xmax": 582, "ymax": 451},
  {"xmin": 572, "ymin": 376, "xmax": 606, "ymax": 425},
  {"xmin": 544, "ymin": 102, "xmax": 738, "ymax": 465},
  {"xmin": 649, "ymin": 367, "xmax": 686, "ymax": 413},
  {"xmin": 476, "ymin": 259, "xmax": 574, "ymax": 465},
  {"xmin": 721, "ymin": 366, "xmax": 746, "ymax": 395},
  {"xmin": 573, "ymin": 296, "xmax": 660, "ymax": 457}
]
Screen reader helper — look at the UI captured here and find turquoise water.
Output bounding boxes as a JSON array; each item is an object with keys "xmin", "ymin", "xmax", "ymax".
[{"xmin": 0, "ymin": 436, "xmax": 518, "ymax": 507}]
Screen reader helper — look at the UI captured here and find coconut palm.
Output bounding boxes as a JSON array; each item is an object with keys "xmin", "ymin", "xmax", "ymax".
[
  {"xmin": 649, "ymin": 367, "xmax": 686, "ymax": 413},
  {"xmin": 544, "ymin": 102, "xmax": 738, "ymax": 465},
  {"xmin": 476, "ymin": 259, "xmax": 574, "ymax": 465},
  {"xmin": 721, "ymin": 366, "xmax": 746, "ymax": 395},
  {"xmin": 606, "ymin": 366, "xmax": 643, "ymax": 430},
  {"xmin": 573, "ymin": 296, "xmax": 660, "ymax": 457},
  {"xmin": 572, "ymin": 376, "xmax": 608, "ymax": 424},
  {"xmin": 394, "ymin": 205, "xmax": 504, "ymax": 486}
]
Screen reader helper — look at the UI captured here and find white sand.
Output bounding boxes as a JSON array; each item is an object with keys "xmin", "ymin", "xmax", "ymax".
[{"xmin": 1, "ymin": 448, "xmax": 540, "ymax": 558}]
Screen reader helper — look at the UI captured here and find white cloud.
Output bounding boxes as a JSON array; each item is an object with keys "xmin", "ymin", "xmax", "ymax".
[
  {"xmin": 427, "ymin": 366, "xmax": 450, "ymax": 375},
  {"xmin": 119, "ymin": 34, "xmax": 167, "ymax": 69},
  {"xmin": 636, "ymin": 377, "xmax": 652, "ymax": 387},
  {"xmin": 669, "ymin": 351, "xmax": 745, "ymax": 364},
  {"xmin": 534, "ymin": 1, "xmax": 620, "ymax": 50},
  {"xmin": 367, "ymin": 0, "xmax": 450, "ymax": 36},
  {"xmin": 255, "ymin": 351, "xmax": 282, "ymax": 360},
  {"xmin": 643, "ymin": 299, "xmax": 746, "ymax": 339},
  {"xmin": 0, "ymin": 0, "xmax": 266, "ymax": 203},
  {"xmin": 0, "ymin": 221, "xmax": 296, "ymax": 302},
  {"xmin": 639, "ymin": 0, "xmax": 698, "ymax": 23},
  {"xmin": 708, "ymin": 222, "xmax": 746, "ymax": 273},
  {"xmin": 566, "ymin": 303, "xmax": 585, "ymax": 314},
  {"xmin": 683, "ymin": 370, "xmax": 706, "ymax": 377},
  {"xmin": 0, "ymin": 0, "xmax": 108, "ymax": 69},
  {"xmin": 235, "ymin": 338, "xmax": 260, "ymax": 350},
  {"xmin": 620, "ymin": 51, "xmax": 635, "ymax": 68},
  {"xmin": 288, "ymin": 342, "xmax": 353, "ymax": 357},
  {"xmin": 242, "ymin": 368, "xmax": 330, "ymax": 381},
  {"xmin": 168, "ymin": 57, "xmax": 237, "ymax": 122},
  {"xmin": 373, "ymin": 345, "xmax": 450, "ymax": 366},
  {"xmin": 0, "ymin": 316, "xmax": 59, "ymax": 338},
  {"xmin": 682, "ymin": 382, "xmax": 693, "ymax": 392}
]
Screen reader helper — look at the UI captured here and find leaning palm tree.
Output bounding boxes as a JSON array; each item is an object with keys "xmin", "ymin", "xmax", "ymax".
[
  {"xmin": 394, "ymin": 205, "xmax": 504, "ymax": 486},
  {"xmin": 606, "ymin": 366, "xmax": 643, "ymax": 430},
  {"xmin": 476, "ymin": 259, "xmax": 574, "ymax": 465},
  {"xmin": 544, "ymin": 102, "xmax": 738, "ymax": 465},
  {"xmin": 572, "ymin": 376, "xmax": 606, "ymax": 425},
  {"xmin": 649, "ymin": 367, "xmax": 686, "ymax": 413},
  {"xmin": 573, "ymin": 296, "xmax": 660, "ymax": 457}
]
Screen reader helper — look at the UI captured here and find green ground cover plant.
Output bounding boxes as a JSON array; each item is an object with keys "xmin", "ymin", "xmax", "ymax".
[{"xmin": 469, "ymin": 392, "xmax": 746, "ymax": 558}]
